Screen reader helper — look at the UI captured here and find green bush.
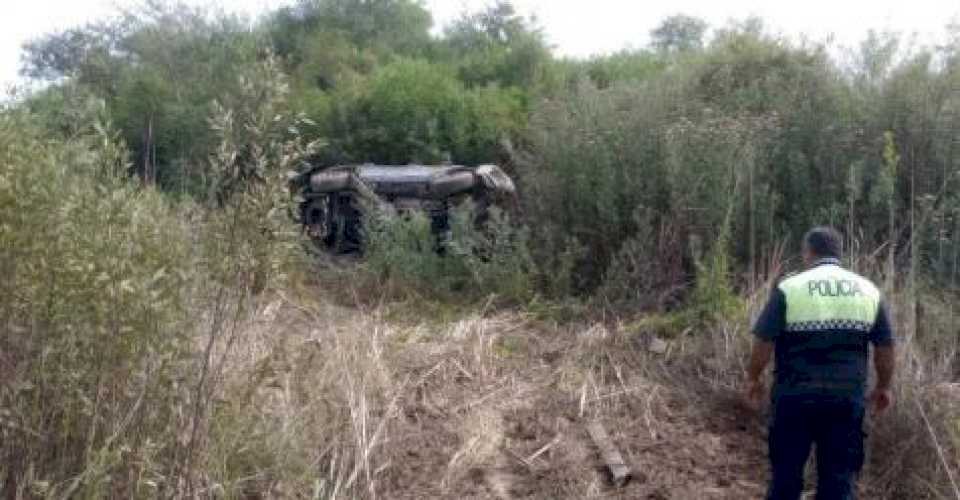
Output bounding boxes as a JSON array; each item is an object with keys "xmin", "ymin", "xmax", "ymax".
[
  {"xmin": 447, "ymin": 206, "xmax": 535, "ymax": 303},
  {"xmin": 327, "ymin": 58, "xmax": 528, "ymax": 165},
  {"xmin": 0, "ymin": 106, "xmax": 194, "ymax": 497},
  {"xmin": 597, "ymin": 207, "xmax": 684, "ymax": 311},
  {"xmin": 363, "ymin": 209, "xmax": 445, "ymax": 292},
  {"xmin": 521, "ymin": 81, "xmax": 672, "ymax": 290},
  {"xmin": 345, "ymin": 59, "xmax": 466, "ymax": 164},
  {"xmin": 0, "ymin": 56, "xmax": 315, "ymax": 498},
  {"xmin": 522, "ymin": 74, "xmax": 776, "ymax": 297},
  {"xmin": 686, "ymin": 233, "xmax": 746, "ymax": 326},
  {"xmin": 361, "ymin": 204, "xmax": 534, "ymax": 304}
]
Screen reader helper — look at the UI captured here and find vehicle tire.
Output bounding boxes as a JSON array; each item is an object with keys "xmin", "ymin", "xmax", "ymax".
[{"xmin": 302, "ymin": 197, "xmax": 331, "ymax": 244}]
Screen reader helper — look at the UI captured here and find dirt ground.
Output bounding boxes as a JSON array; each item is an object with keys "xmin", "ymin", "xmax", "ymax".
[
  {"xmin": 371, "ymin": 315, "xmax": 771, "ymax": 500},
  {"xmin": 240, "ymin": 295, "xmax": 779, "ymax": 500}
]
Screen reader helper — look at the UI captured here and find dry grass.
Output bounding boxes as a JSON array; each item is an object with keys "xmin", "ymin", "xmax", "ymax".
[
  {"xmin": 863, "ymin": 291, "xmax": 960, "ymax": 500},
  {"xmin": 189, "ymin": 277, "xmax": 960, "ymax": 500},
  {"xmin": 198, "ymin": 286, "xmax": 768, "ymax": 499}
]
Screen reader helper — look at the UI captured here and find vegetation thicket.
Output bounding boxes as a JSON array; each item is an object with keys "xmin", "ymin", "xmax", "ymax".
[{"xmin": 3, "ymin": 0, "xmax": 959, "ymax": 498}]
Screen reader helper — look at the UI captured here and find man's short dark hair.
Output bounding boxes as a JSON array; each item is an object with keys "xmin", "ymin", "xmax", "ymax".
[{"xmin": 804, "ymin": 226, "xmax": 843, "ymax": 259}]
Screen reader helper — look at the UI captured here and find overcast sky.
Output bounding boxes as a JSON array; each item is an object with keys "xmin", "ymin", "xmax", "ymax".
[{"xmin": 3, "ymin": 0, "xmax": 959, "ymax": 89}]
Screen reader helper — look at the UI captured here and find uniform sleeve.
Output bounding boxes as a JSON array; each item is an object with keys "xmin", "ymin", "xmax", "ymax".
[
  {"xmin": 753, "ymin": 288, "xmax": 786, "ymax": 341},
  {"xmin": 869, "ymin": 301, "xmax": 894, "ymax": 346}
]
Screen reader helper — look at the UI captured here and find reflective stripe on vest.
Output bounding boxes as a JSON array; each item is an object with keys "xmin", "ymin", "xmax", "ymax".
[{"xmin": 777, "ymin": 264, "xmax": 881, "ymax": 333}]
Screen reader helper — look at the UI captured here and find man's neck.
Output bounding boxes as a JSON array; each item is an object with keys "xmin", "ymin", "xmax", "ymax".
[{"xmin": 812, "ymin": 257, "xmax": 841, "ymax": 268}]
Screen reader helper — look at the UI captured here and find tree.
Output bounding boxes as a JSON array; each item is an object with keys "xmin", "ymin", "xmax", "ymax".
[
  {"xmin": 21, "ymin": 21, "xmax": 127, "ymax": 100},
  {"xmin": 269, "ymin": 0, "xmax": 433, "ymax": 59},
  {"xmin": 22, "ymin": 2, "xmax": 260, "ymax": 194},
  {"xmin": 442, "ymin": 1, "xmax": 550, "ymax": 88},
  {"xmin": 850, "ymin": 30, "xmax": 900, "ymax": 90},
  {"xmin": 650, "ymin": 14, "xmax": 708, "ymax": 53},
  {"xmin": 338, "ymin": 59, "xmax": 466, "ymax": 164},
  {"xmin": 878, "ymin": 131, "xmax": 900, "ymax": 286}
]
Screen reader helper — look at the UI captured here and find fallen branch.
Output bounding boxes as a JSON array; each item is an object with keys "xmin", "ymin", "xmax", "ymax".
[
  {"xmin": 526, "ymin": 434, "xmax": 563, "ymax": 463},
  {"xmin": 586, "ymin": 421, "xmax": 632, "ymax": 488}
]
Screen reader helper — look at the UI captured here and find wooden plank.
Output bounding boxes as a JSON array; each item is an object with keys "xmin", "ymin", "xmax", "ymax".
[
  {"xmin": 586, "ymin": 421, "xmax": 632, "ymax": 488},
  {"xmin": 526, "ymin": 434, "xmax": 563, "ymax": 463}
]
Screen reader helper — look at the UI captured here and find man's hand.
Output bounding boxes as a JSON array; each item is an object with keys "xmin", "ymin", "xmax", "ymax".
[
  {"xmin": 744, "ymin": 339, "xmax": 775, "ymax": 411},
  {"xmin": 871, "ymin": 345, "xmax": 895, "ymax": 415},
  {"xmin": 869, "ymin": 387, "xmax": 894, "ymax": 415},
  {"xmin": 743, "ymin": 378, "xmax": 766, "ymax": 411}
]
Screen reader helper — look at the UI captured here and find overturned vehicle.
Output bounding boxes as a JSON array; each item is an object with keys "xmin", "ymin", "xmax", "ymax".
[{"xmin": 291, "ymin": 164, "xmax": 517, "ymax": 253}]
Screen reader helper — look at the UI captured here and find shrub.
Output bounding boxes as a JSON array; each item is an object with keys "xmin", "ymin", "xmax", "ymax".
[
  {"xmin": 447, "ymin": 205, "xmax": 535, "ymax": 303},
  {"xmin": 361, "ymin": 203, "xmax": 535, "ymax": 305},
  {"xmin": 0, "ymin": 56, "xmax": 316, "ymax": 498},
  {"xmin": 335, "ymin": 59, "xmax": 468, "ymax": 164},
  {"xmin": 597, "ymin": 207, "xmax": 685, "ymax": 312},
  {"xmin": 521, "ymin": 81, "xmax": 673, "ymax": 291},
  {"xmin": 204, "ymin": 56, "xmax": 320, "ymax": 294},
  {"xmin": 0, "ymin": 105, "xmax": 194, "ymax": 497},
  {"xmin": 864, "ymin": 288, "xmax": 960, "ymax": 499},
  {"xmin": 524, "ymin": 69, "xmax": 778, "ymax": 306},
  {"xmin": 686, "ymin": 232, "xmax": 746, "ymax": 326},
  {"xmin": 363, "ymin": 209, "xmax": 446, "ymax": 295}
]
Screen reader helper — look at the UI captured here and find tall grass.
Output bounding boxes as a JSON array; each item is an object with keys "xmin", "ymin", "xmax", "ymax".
[
  {"xmin": 864, "ymin": 286, "xmax": 960, "ymax": 499},
  {"xmin": 0, "ymin": 57, "xmax": 316, "ymax": 498},
  {"xmin": 0, "ymin": 101, "xmax": 195, "ymax": 497}
]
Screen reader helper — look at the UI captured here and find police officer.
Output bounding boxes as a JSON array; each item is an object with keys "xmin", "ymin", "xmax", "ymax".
[{"xmin": 745, "ymin": 226, "xmax": 896, "ymax": 500}]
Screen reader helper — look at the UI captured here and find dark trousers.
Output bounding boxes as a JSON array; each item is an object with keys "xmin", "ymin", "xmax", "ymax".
[{"xmin": 766, "ymin": 391, "xmax": 866, "ymax": 500}]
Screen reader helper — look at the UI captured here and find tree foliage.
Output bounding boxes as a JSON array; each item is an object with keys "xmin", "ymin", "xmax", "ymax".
[
  {"xmin": 441, "ymin": 1, "xmax": 550, "ymax": 89},
  {"xmin": 15, "ymin": 0, "xmax": 960, "ymax": 297},
  {"xmin": 650, "ymin": 14, "xmax": 708, "ymax": 53}
]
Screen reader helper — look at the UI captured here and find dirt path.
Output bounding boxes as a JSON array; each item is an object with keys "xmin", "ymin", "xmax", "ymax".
[{"xmin": 366, "ymin": 313, "xmax": 772, "ymax": 499}]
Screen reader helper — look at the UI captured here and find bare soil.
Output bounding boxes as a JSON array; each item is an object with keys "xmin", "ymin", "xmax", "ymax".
[
  {"xmin": 372, "ymin": 317, "xmax": 771, "ymax": 500},
  {"xmin": 243, "ymin": 296, "xmax": 779, "ymax": 499},
  {"xmin": 235, "ymin": 292, "xmax": 950, "ymax": 499}
]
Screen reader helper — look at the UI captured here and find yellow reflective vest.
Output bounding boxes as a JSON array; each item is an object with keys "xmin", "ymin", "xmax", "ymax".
[{"xmin": 778, "ymin": 260, "xmax": 881, "ymax": 334}]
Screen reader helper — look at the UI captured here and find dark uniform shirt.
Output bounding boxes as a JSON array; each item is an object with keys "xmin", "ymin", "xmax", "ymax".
[{"xmin": 753, "ymin": 259, "xmax": 894, "ymax": 397}]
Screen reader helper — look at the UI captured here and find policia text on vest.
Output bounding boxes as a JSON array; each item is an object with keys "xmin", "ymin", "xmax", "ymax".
[{"xmin": 807, "ymin": 278, "xmax": 865, "ymax": 297}]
